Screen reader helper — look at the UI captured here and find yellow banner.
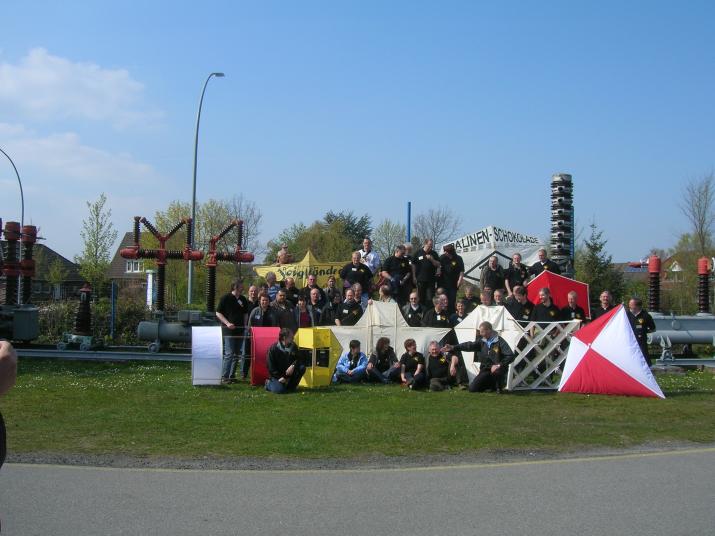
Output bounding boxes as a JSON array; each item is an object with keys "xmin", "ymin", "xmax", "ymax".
[{"xmin": 253, "ymin": 251, "xmax": 346, "ymax": 287}]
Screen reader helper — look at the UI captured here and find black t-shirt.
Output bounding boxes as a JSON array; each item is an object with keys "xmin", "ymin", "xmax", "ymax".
[
  {"xmin": 463, "ymin": 296, "xmax": 480, "ymax": 313},
  {"xmin": 506, "ymin": 299, "xmax": 534, "ymax": 324},
  {"xmin": 421, "ymin": 308, "xmax": 451, "ymax": 329},
  {"xmin": 428, "ymin": 354, "xmax": 451, "ymax": 379},
  {"xmin": 561, "ymin": 305, "xmax": 586, "ymax": 321},
  {"xmin": 481, "ymin": 266, "xmax": 505, "ymax": 291},
  {"xmin": 413, "ymin": 249, "xmax": 439, "ymax": 283},
  {"xmin": 301, "ymin": 286, "xmax": 326, "ymax": 308},
  {"xmin": 531, "ymin": 302, "xmax": 561, "ymax": 324},
  {"xmin": 402, "ymin": 304, "xmax": 424, "ymax": 327},
  {"xmin": 283, "ymin": 286, "xmax": 302, "ymax": 306},
  {"xmin": 400, "ymin": 351, "xmax": 425, "ymax": 374},
  {"xmin": 339, "ymin": 262, "xmax": 373, "ymax": 288},
  {"xmin": 439, "ymin": 253, "xmax": 465, "ymax": 289},
  {"xmin": 337, "ymin": 300, "xmax": 363, "ymax": 326},
  {"xmin": 246, "ymin": 299, "xmax": 260, "ymax": 316},
  {"xmin": 382, "ymin": 255, "xmax": 411, "ymax": 279},
  {"xmin": 450, "ymin": 313, "xmax": 466, "ymax": 327},
  {"xmin": 216, "ymin": 292, "xmax": 249, "ymax": 334},
  {"xmin": 505, "ymin": 263, "xmax": 529, "ymax": 289},
  {"xmin": 529, "ymin": 259, "xmax": 561, "ymax": 277},
  {"xmin": 591, "ymin": 305, "xmax": 615, "ymax": 320},
  {"xmin": 627, "ymin": 310, "xmax": 656, "ymax": 346}
]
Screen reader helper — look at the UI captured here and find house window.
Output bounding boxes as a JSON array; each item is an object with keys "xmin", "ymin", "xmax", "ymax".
[{"xmin": 125, "ymin": 260, "xmax": 145, "ymax": 273}]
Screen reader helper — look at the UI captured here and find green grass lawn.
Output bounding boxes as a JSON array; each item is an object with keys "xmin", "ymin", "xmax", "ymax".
[{"xmin": 2, "ymin": 359, "xmax": 715, "ymax": 459}]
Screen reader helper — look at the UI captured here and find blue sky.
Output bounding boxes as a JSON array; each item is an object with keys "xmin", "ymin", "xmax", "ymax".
[{"xmin": 1, "ymin": 1, "xmax": 713, "ymax": 262}]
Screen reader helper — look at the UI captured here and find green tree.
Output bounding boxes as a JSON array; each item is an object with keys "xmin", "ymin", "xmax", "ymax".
[
  {"xmin": 323, "ymin": 210, "xmax": 372, "ymax": 249},
  {"xmin": 574, "ymin": 223, "xmax": 624, "ymax": 304},
  {"xmin": 265, "ymin": 220, "xmax": 354, "ymax": 263},
  {"xmin": 47, "ymin": 257, "xmax": 68, "ymax": 300},
  {"xmin": 75, "ymin": 193, "xmax": 117, "ymax": 297},
  {"xmin": 372, "ymin": 218, "xmax": 406, "ymax": 261}
]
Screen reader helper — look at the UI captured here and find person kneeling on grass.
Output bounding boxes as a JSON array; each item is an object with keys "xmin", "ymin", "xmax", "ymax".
[
  {"xmin": 266, "ymin": 328, "xmax": 306, "ymax": 394},
  {"xmin": 333, "ymin": 339, "xmax": 368, "ymax": 384},
  {"xmin": 399, "ymin": 338, "xmax": 427, "ymax": 390},
  {"xmin": 366, "ymin": 337, "xmax": 401, "ymax": 384},
  {"xmin": 427, "ymin": 340, "xmax": 459, "ymax": 391},
  {"xmin": 442, "ymin": 321, "xmax": 514, "ymax": 393}
]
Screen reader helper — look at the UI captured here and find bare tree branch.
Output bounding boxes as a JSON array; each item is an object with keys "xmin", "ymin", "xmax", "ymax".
[
  {"xmin": 412, "ymin": 206, "xmax": 463, "ymax": 246},
  {"xmin": 680, "ymin": 172, "xmax": 715, "ymax": 256},
  {"xmin": 372, "ymin": 219, "xmax": 406, "ymax": 261}
]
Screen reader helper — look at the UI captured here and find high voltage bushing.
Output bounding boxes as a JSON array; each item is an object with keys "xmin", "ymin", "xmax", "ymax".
[
  {"xmin": 21, "ymin": 225, "xmax": 37, "ymax": 304},
  {"xmin": 204, "ymin": 219, "xmax": 255, "ymax": 312},
  {"xmin": 697, "ymin": 257, "xmax": 710, "ymax": 314},
  {"xmin": 550, "ymin": 174, "xmax": 574, "ymax": 276},
  {"xmin": 120, "ymin": 216, "xmax": 203, "ymax": 312},
  {"xmin": 3, "ymin": 221, "xmax": 21, "ymax": 305},
  {"xmin": 648, "ymin": 255, "xmax": 661, "ymax": 313}
]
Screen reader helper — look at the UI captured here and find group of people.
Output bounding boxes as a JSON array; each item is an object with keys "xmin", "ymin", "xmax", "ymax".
[{"xmin": 217, "ymin": 237, "xmax": 656, "ymax": 385}]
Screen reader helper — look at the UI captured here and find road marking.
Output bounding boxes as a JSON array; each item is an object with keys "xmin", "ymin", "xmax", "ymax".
[{"xmin": 7, "ymin": 446, "xmax": 715, "ymax": 476}]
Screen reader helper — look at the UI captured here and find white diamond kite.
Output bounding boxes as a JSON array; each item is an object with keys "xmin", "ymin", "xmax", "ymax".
[
  {"xmin": 329, "ymin": 301, "xmax": 452, "ymax": 356},
  {"xmin": 558, "ymin": 305, "xmax": 665, "ymax": 398}
]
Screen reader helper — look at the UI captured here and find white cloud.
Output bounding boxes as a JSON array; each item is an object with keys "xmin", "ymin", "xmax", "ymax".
[
  {"xmin": 0, "ymin": 123, "xmax": 157, "ymax": 183},
  {"xmin": 0, "ymin": 48, "xmax": 158, "ymax": 127}
]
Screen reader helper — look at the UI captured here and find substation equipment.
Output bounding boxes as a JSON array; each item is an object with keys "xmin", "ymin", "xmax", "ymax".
[
  {"xmin": 550, "ymin": 173, "xmax": 575, "ymax": 277},
  {"xmin": 120, "ymin": 216, "xmax": 254, "ymax": 352},
  {"xmin": 633, "ymin": 255, "xmax": 715, "ymax": 364},
  {"xmin": 0, "ymin": 218, "xmax": 39, "ymax": 342}
]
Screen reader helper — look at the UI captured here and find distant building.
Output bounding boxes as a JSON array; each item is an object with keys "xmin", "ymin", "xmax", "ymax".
[
  {"xmin": 108, "ymin": 232, "xmax": 147, "ymax": 290},
  {"xmin": 0, "ymin": 241, "xmax": 84, "ymax": 301}
]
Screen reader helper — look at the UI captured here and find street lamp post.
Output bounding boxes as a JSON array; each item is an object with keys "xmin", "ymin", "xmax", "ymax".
[
  {"xmin": 0, "ymin": 146, "xmax": 25, "ymax": 305},
  {"xmin": 187, "ymin": 72, "xmax": 224, "ymax": 305}
]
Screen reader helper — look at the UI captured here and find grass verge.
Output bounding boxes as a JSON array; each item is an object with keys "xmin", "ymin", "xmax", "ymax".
[{"xmin": 2, "ymin": 359, "xmax": 714, "ymax": 459}]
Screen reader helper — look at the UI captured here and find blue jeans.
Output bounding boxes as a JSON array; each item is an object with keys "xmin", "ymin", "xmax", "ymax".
[
  {"xmin": 367, "ymin": 366, "xmax": 401, "ymax": 384},
  {"xmin": 332, "ymin": 369, "xmax": 367, "ymax": 384},
  {"xmin": 265, "ymin": 365, "xmax": 306, "ymax": 394},
  {"xmin": 222, "ymin": 331, "xmax": 243, "ymax": 379}
]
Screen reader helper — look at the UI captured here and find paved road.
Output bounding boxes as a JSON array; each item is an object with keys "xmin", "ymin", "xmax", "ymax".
[{"xmin": 2, "ymin": 448, "xmax": 714, "ymax": 536}]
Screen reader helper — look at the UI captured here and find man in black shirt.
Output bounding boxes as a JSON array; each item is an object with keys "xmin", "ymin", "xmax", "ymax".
[
  {"xmin": 427, "ymin": 340, "xmax": 459, "ymax": 391},
  {"xmin": 380, "ymin": 245, "xmax": 412, "ymax": 306},
  {"xmin": 421, "ymin": 294, "xmax": 451, "ymax": 329},
  {"xmin": 528, "ymin": 248, "xmax": 561, "ymax": 278},
  {"xmin": 216, "ymin": 279, "xmax": 249, "ymax": 384},
  {"xmin": 442, "ymin": 321, "xmax": 514, "ymax": 393},
  {"xmin": 627, "ymin": 297, "xmax": 656, "ymax": 366},
  {"xmin": 412, "ymin": 238, "xmax": 442, "ymax": 307},
  {"xmin": 401, "ymin": 291, "xmax": 425, "ymax": 327},
  {"xmin": 320, "ymin": 292, "xmax": 343, "ymax": 326},
  {"xmin": 561, "ymin": 290, "xmax": 586, "ymax": 322},
  {"xmin": 505, "ymin": 253, "xmax": 530, "ymax": 296},
  {"xmin": 283, "ymin": 277, "xmax": 302, "ymax": 307},
  {"xmin": 530, "ymin": 287, "xmax": 561, "ymax": 327},
  {"xmin": 480, "ymin": 255, "xmax": 505, "ymax": 293},
  {"xmin": 439, "ymin": 244, "xmax": 465, "ymax": 315},
  {"xmin": 462, "ymin": 284, "xmax": 480, "ymax": 313},
  {"xmin": 450, "ymin": 300, "xmax": 468, "ymax": 327},
  {"xmin": 340, "ymin": 251, "xmax": 373, "ymax": 305},
  {"xmin": 591, "ymin": 290, "xmax": 615, "ymax": 320},
  {"xmin": 505, "ymin": 286, "xmax": 533, "ymax": 326},
  {"xmin": 271, "ymin": 289, "xmax": 297, "ymax": 333},
  {"xmin": 335, "ymin": 288, "xmax": 363, "ymax": 326},
  {"xmin": 301, "ymin": 274, "xmax": 326, "ymax": 309},
  {"xmin": 306, "ymin": 288, "xmax": 323, "ymax": 325},
  {"xmin": 266, "ymin": 328, "xmax": 306, "ymax": 394}
]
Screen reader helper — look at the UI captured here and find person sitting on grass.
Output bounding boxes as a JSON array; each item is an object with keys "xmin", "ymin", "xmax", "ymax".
[
  {"xmin": 399, "ymin": 338, "xmax": 427, "ymax": 390},
  {"xmin": 427, "ymin": 340, "xmax": 459, "ymax": 391},
  {"xmin": 265, "ymin": 328, "xmax": 306, "ymax": 394},
  {"xmin": 333, "ymin": 339, "xmax": 368, "ymax": 384},
  {"xmin": 366, "ymin": 337, "xmax": 401, "ymax": 384},
  {"xmin": 442, "ymin": 321, "xmax": 514, "ymax": 393}
]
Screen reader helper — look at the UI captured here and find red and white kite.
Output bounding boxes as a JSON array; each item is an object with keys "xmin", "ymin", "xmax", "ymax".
[
  {"xmin": 559, "ymin": 305, "xmax": 664, "ymax": 398},
  {"xmin": 527, "ymin": 271, "xmax": 591, "ymax": 318}
]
